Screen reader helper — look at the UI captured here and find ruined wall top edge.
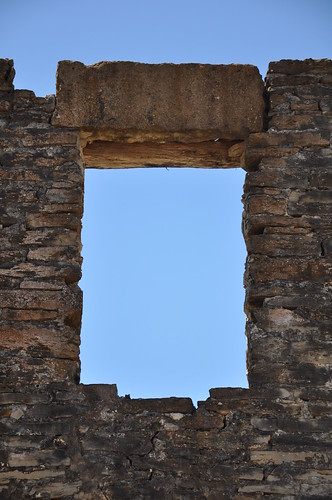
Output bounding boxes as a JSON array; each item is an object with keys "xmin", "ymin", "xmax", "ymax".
[{"xmin": 51, "ymin": 60, "xmax": 265, "ymax": 140}]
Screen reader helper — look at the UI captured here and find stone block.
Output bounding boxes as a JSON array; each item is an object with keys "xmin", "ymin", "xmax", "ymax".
[
  {"xmin": 0, "ymin": 59, "xmax": 15, "ymax": 92},
  {"xmin": 268, "ymin": 58, "xmax": 332, "ymax": 76},
  {"xmin": 52, "ymin": 61, "xmax": 265, "ymax": 142}
]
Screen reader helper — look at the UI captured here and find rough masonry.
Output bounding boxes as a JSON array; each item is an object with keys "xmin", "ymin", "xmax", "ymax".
[{"xmin": 0, "ymin": 58, "xmax": 331, "ymax": 498}]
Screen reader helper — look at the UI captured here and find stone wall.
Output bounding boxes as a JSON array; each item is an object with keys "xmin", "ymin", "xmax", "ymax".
[
  {"xmin": 0, "ymin": 59, "xmax": 83, "ymax": 388},
  {"xmin": 243, "ymin": 59, "xmax": 332, "ymax": 391},
  {"xmin": 0, "ymin": 58, "xmax": 331, "ymax": 498}
]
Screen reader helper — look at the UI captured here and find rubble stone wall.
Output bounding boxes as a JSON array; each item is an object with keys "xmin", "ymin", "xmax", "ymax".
[
  {"xmin": 0, "ymin": 58, "xmax": 331, "ymax": 498},
  {"xmin": 0, "ymin": 60, "xmax": 83, "ymax": 388}
]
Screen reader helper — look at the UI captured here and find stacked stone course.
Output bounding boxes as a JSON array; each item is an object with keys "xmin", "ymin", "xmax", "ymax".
[
  {"xmin": 243, "ymin": 59, "xmax": 332, "ymax": 393},
  {"xmin": 0, "ymin": 58, "xmax": 331, "ymax": 498},
  {"xmin": 0, "ymin": 59, "xmax": 83, "ymax": 388}
]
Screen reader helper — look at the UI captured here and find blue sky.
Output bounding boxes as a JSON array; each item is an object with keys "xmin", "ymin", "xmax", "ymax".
[{"xmin": 2, "ymin": 0, "xmax": 331, "ymax": 403}]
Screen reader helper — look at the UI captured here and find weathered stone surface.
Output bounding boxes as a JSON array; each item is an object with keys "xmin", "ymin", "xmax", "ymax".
[
  {"xmin": 0, "ymin": 58, "xmax": 15, "ymax": 92},
  {"xmin": 83, "ymin": 139, "xmax": 245, "ymax": 169},
  {"xmin": 0, "ymin": 66, "xmax": 83, "ymax": 389},
  {"xmin": 243, "ymin": 58, "xmax": 332, "ymax": 397},
  {"xmin": 268, "ymin": 58, "xmax": 332, "ymax": 76},
  {"xmin": 1, "ymin": 58, "xmax": 332, "ymax": 498},
  {"xmin": 52, "ymin": 61, "xmax": 265, "ymax": 142}
]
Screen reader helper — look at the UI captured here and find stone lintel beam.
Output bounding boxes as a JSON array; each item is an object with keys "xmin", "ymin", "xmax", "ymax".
[
  {"xmin": 82, "ymin": 139, "xmax": 244, "ymax": 169},
  {"xmin": 52, "ymin": 61, "xmax": 265, "ymax": 147}
]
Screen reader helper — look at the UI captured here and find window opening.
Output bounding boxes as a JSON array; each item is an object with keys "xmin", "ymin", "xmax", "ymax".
[{"xmin": 80, "ymin": 167, "xmax": 247, "ymax": 404}]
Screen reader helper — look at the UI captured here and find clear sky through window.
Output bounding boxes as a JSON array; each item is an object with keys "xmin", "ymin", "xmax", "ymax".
[{"xmin": 80, "ymin": 168, "xmax": 246, "ymax": 403}]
